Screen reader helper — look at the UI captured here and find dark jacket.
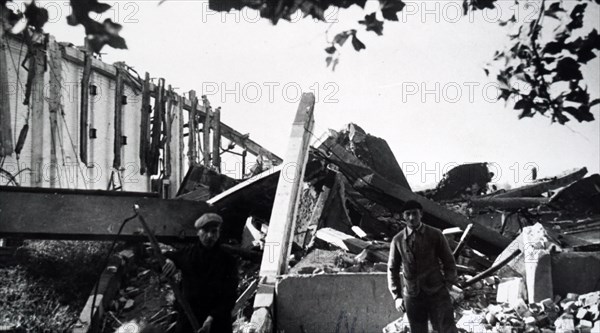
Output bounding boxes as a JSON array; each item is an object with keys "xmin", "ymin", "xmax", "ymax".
[
  {"xmin": 387, "ymin": 223, "xmax": 457, "ymax": 299},
  {"xmin": 165, "ymin": 242, "xmax": 238, "ymax": 332}
]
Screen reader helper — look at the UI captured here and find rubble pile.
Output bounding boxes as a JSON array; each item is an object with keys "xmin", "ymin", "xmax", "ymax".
[
  {"xmin": 97, "ymin": 244, "xmax": 260, "ymax": 333},
  {"xmin": 282, "ymin": 124, "xmax": 600, "ymax": 332}
]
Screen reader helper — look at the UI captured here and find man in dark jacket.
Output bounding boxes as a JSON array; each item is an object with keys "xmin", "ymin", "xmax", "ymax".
[
  {"xmin": 387, "ymin": 200, "xmax": 458, "ymax": 333},
  {"xmin": 162, "ymin": 213, "xmax": 238, "ymax": 333}
]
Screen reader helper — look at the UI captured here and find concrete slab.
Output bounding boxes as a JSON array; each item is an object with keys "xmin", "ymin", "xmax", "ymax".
[
  {"xmin": 276, "ymin": 273, "xmax": 397, "ymax": 333},
  {"xmin": 552, "ymin": 252, "xmax": 600, "ymax": 297}
]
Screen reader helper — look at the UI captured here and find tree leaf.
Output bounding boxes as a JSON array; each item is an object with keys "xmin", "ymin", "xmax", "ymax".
[
  {"xmin": 359, "ymin": 12, "xmax": 384, "ymax": 36},
  {"xmin": 514, "ymin": 98, "xmax": 532, "ymax": 110},
  {"xmin": 542, "ymin": 41, "xmax": 565, "ymax": 55},
  {"xmin": 553, "ymin": 57, "xmax": 582, "ymax": 82},
  {"xmin": 544, "ymin": 2, "xmax": 565, "ymax": 19},
  {"xmin": 471, "ymin": 0, "xmax": 496, "ymax": 11},
  {"xmin": 379, "ymin": 0, "xmax": 406, "ymax": 21},
  {"xmin": 325, "ymin": 45, "xmax": 337, "ymax": 54},
  {"xmin": 351, "ymin": 33, "xmax": 366, "ymax": 51},
  {"xmin": 24, "ymin": 2, "xmax": 49, "ymax": 30},
  {"xmin": 333, "ymin": 31, "xmax": 352, "ymax": 46},
  {"xmin": 566, "ymin": 3, "xmax": 586, "ymax": 31},
  {"xmin": 564, "ymin": 105, "xmax": 595, "ymax": 122}
]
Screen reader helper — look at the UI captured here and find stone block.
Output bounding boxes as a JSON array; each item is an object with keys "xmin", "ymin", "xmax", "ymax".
[
  {"xmin": 497, "ymin": 277, "xmax": 527, "ymax": 304},
  {"xmin": 554, "ymin": 313, "xmax": 575, "ymax": 333}
]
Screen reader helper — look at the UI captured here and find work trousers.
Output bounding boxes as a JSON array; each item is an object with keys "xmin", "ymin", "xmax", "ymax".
[{"xmin": 404, "ymin": 287, "xmax": 458, "ymax": 333}]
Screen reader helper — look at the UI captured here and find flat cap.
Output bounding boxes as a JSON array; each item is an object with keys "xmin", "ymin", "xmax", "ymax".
[{"xmin": 194, "ymin": 213, "xmax": 223, "ymax": 229}]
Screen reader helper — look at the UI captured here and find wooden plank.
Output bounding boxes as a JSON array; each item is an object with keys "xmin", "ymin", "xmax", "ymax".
[
  {"xmin": 48, "ymin": 37, "xmax": 63, "ymax": 187},
  {"xmin": 453, "ymin": 223, "xmax": 474, "ymax": 259},
  {"xmin": 112, "ymin": 64, "xmax": 124, "ymax": 169},
  {"xmin": 188, "ymin": 90, "xmax": 198, "ymax": 165},
  {"xmin": 177, "ymin": 95, "xmax": 185, "ymax": 186},
  {"xmin": 232, "ymin": 279, "xmax": 258, "ymax": 317},
  {"xmin": 72, "ymin": 252, "xmax": 128, "ymax": 333},
  {"xmin": 314, "ymin": 227, "xmax": 370, "ymax": 254},
  {"xmin": 0, "ymin": 24, "xmax": 13, "ymax": 157},
  {"xmin": 0, "ymin": 186, "xmax": 209, "ymax": 240},
  {"xmin": 207, "ymin": 164, "xmax": 283, "ymax": 205},
  {"xmin": 212, "ymin": 107, "xmax": 222, "ymax": 171},
  {"xmin": 202, "ymin": 95, "xmax": 212, "ymax": 166},
  {"xmin": 139, "ymin": 73, "xmax": 151, "ymax": 174},
  {"xmin": 30, "ymin": 44, "xmax": 46, "ymax": 187},
  {"xmin": 492, "ymin": 167, "xmax": 587, "ymax": 198},
  {"xmin": 257, "ymin": 92, "xmax": 315, "ymax": 278},
  {"xmin": 321, "ymin": 143, "xmax": 510, "ymax": 254},
  {"xmin": 165, "ymin": 86, "xmax": 173, "ymax": 178},
  {"xmin": 148, "ymin": 78, "xmax": 165, "ymax": 175},
  {"xmin": 470, "ymin": 197, "xmax": 549, "ymax": 209},
  {"xmin": 250, "ymin": 93, "xmax": 315, "ymax": 332},
  {"xmin": 79, "ymin": 52, "xmax": 92, "ymax": 165}
]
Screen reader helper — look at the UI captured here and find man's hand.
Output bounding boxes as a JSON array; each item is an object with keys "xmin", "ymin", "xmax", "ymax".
[
  {"xmin": 161, "ymin": 259, "xmax": 176, "ymax": 279},
  {"xmin": 395, "ymin": 298, "xmax": 405, "ymax": 312},
  {"xmin": 198, "ymin": 316, "xmax": 213, "ymax": 333}
]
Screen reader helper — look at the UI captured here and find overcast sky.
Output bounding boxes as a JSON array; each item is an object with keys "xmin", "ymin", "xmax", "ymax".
[{"xmin": 19, "ymin": 0, "xmax": 600, "ymax": 190}]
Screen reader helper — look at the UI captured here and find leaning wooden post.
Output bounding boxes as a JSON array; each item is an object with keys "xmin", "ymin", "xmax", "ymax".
[
  {"xmin": 0, "ymin": 18, "xmax": 14, "ymax": 157},
  {"xmin": 249, "ymin": 93, "xmax": 315, "ymax": 333},
  {"xmin": 212, "ymin": 107, "xmax": 221, "ymax": 172},
  {"xmin": 202, "ymin": 95, "xmax": 212, "ymax": 167}
]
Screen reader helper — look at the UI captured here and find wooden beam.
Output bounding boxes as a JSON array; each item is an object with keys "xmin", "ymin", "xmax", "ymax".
[
  {"xmin": 188, "ymin": 90, "xmax": 198, "ymax": 165},
  {"xmin": 250, "ymin": 93, "xmax": 315, "ymax": 332},
  {"xmin": 470, "ymin": 197, "xmax": 549, "ymax": 209},
  {"xmin": 453, "ymin": 223, "xmax": 474, "ymax": 259},
  {"xmin": 48, "ymin": 37, "xmax": 62, "ymax": 187},
  {"xmin": 212, "ymin": 107, "xmax": 222, "ymax": 171},
  {"xmin": 30, "ymin": 43, "xmax": 46, "ymax": 187},
  {"xmin": 139, "ymin": 73, "xmax": 151, "ymax": 174},
  {"xmin": 315, "ymin": 227, "xmax": 370, "ymax": 254},
  {"xmin": 112, "ymin": 65, "xmax": 124, "ymax": 169},
  {"xmin": 232, "ymin": 279, "xmax": 258, "ymax": 317},
  {"xmin": 492, "ymin": 167, "xmax": 587, "ymax": 198},
  {"xmin": 79, "ymin": 51, "xmax": 92, "ymax": 165},
  {"xmin": 72, "ymin": 251, "xmax": 129, "ymax": 333},
  {"xmin": 0, "ymin": 186, "xmax": 209, "ymax": 240},
  {"xmin": 461, "ymin": 248, "xmax": 522, "ymax": 288},
  {"xmin": 0, "ymin": 24, "xmax": 13, "ymax": 157},
  {"xmin": 202, "ymin": 96, "xmax": 212, "ymax": 167},
  {"xmin": 321, "ymin": 143, "xmax": 510, "ymax": 254}
]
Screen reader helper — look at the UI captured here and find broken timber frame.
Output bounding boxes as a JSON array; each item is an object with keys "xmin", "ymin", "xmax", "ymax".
[
  {"xmin": 57, "ymin": 42, "xmax": 282, "ymax": 164},
  {"xmin": 319, "ymin": 142, "xmax": 511, "ymax": 254},
  {"xmin": 249, "ymin": 93, "xmax": 315, "ymax": 332}
]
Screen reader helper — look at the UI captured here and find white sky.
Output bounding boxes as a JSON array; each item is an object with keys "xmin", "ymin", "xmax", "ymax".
[{"xmin": 14, "ymin": 0, "xmax": 599, "ymax": 190}]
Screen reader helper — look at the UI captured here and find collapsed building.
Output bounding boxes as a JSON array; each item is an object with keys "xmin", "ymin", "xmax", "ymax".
[{"xmin": 1, "ymin": 31, "xmax": 600, "ymax": 333}]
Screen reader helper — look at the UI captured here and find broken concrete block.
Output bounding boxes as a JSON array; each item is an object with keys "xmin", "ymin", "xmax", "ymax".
[
  {"xmin": 456, "ymin": 311, "xmax": 486, "ymax": 333},
  {"xmin": 592, "ymin": 320, "xmax": 600, "ymax": 333},
  {"xmin": 540, "ymin": 298, "xmax": 558, "ymax": 313},
  {"xmin": 534, "ymin": 314, "xmax": 551, "ymax": 327},
  {"xmin": 496, "ymin": 277, "xmax": 527, "ymax": 305},
  {"xmin": 579, "ymin": 320, "xmax": 593, "ymax": 329},
  {"xmin": 512, "ymin": 298, "xmax": 532, "ymax": 318},
  {"xmin": 561, "ymin": 300, "xmax": 578, "ymax": 313},
  {"xmin": 522, "ymin": 226, "xmax": 554, "ymax": 303},
  {"xmin": 554, "ymin": 313, "xmax": 575, "ymax": 333},
  {"xmin": 578, "ymin": 308, "xmax": 592, "ymax": 320},
  {"xmin": 580, "ymin": 291, "xmax": 600, "ymax": 307}
]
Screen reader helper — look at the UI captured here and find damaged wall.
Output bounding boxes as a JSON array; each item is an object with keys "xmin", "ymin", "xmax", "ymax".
[{"xmin": 276, "ymin": 273, "xmax": 397, "ymax": 333}]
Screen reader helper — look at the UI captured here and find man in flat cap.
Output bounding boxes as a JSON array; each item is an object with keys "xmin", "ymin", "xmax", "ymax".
[
  {"xmin": 387, "ymin": 200, "xmax": 458, "ymax": 333},
  {"xmin": 162, "ymin": 213, "xmax": 238, "ymax": 333}
]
